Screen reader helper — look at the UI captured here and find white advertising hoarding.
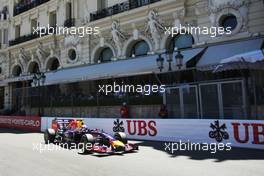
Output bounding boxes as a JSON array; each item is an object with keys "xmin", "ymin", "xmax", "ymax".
[{"xmin": 41, "ymin": 117, "xmax": 264, "ymax": 150}]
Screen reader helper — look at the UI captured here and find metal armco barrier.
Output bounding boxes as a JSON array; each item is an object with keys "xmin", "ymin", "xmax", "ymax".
[{"xmin": 41, "ymin": 117, "xmax": 264, "ymax": 150}]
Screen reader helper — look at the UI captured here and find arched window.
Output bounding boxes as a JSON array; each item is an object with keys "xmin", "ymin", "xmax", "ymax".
[
  {"xmin": 12, "ymin": 65, "xmax": 22, "ymax": 77},
  {"xmin": 47, "ymin": 58, "xmax": 60, "ymax": 71},
  {"xmin": 99, "ymin": 48, "xmax": 113, "ymax": 63},
  {"xmin": 50, "ymin": 59, "xmax": 60, "ymax": 71},
  {"xmin": 131, "ymin": 40, "xmax": 150, "ymax": 57},
  {"xmin": 28, "ymin": 62, "xmax": 39, "ymax": 74},
  {"xmin": 169, "ymin": 34, "xmax": 194, "ymax": 51}
]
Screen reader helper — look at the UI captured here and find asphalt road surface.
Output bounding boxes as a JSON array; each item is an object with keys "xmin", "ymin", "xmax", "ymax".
[{"xmin": 0, "ymin": 129, "xmax": 264, "ymax": 176}]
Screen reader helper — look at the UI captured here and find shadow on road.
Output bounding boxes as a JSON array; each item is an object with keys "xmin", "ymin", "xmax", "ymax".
[
  {"xmin": 137, "ymin": 140, "xmax": 264, "ymax": 162},
  {"xmin": 78, "ymin": 150, "xmax": 138, "ymax": 158},
  {"xmin": 1, "ymin": 128, "xmax": 262, "ymax": 161}
]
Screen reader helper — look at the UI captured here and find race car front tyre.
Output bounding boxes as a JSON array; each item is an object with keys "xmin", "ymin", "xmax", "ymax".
[
  {"xmin": 114, "ymin": 132, "xmax": 128, "ymax": 144},
  {"xmin": 44, "ymin": 129, "xmax": 55, "ymax": 144},
  {"xmin": 80, "ymin": 134, "xmax": 95, "ymax": 154}
]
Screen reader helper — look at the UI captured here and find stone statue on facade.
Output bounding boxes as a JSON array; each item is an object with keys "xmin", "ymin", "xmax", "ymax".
[
  {"xmin": 111, "ymin": 21, "xmax": 126, "ymax": 57},
  {"xmin": 145, "ymin": 10, "xmax": 164, "ymax": 50},
  {"xmin": 19, "ymin": 48, "xmax": 29, "ymax": 62},
  {"xmin": 83, "ymin": 0, "xmax": 91, "ymax": 23},
  {"xmin": 64, "ymin": 34, "xmax": 81, "ymax": 48},
  {"xmin": 36, "ymin": 42, "xmax": 48, "ymax": 60},
  {"xmin": 173, "ymin": 8, "xmax": 185, "ymax": 29}
]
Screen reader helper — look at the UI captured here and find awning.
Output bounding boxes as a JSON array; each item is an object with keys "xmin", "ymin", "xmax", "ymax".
[
  {"xmin": 44, "ymin": 47, "xmax": 205, "ymax": 86},
  {"xmin": 213, "ymin": 50, "xmax": 264, "ymax": 72},
  {"xmin": 0, "ymin": 82, "xmax": 7, "ymax": 87},
  {"xmin": 197, "ymin": 38, "xmax": 264, "ymax": 71},
  {"xmin": 219, "ymin": 50, "xmax": 264, "ymax": 63},
  {"xmin": 1, "ymin": 75, "xmax": 33, "ymax": 85}
]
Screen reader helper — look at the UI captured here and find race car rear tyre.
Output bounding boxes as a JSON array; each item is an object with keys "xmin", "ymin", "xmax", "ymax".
[
  {"xmin": 80, "ymin": 134, "xmax": 95, "ymax": 154},
  {"xmin": 114, "ymin": 132, "xmax": 127, "ymax": 144},
  {"xmin": 44, "ymin": 129, "xmax": 55, "ymax": 144}
]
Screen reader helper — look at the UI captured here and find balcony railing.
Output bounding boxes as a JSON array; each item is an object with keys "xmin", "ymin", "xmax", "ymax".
[
  {"xmin": 90, "ymin": 0, "xmax": 161, "ymax": 22},
  {"xmin": 64, "ymin": 18, "xmax": 75, "ymax": 28},
  {"xmin": 9, "ymin": 28, "xmax": 54, "ymax": 46},
  {"xmin": 9, "ymin": 33, "xmax": 38, "ymax": 46},
  {"xmin": 14, "ymin": 0, "xmax": 50, "ymax": 16}
]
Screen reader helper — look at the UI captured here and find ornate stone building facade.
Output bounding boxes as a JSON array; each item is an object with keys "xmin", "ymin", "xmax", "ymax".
[{"xmin": 0, "ymin": 0, "xmax": 263, "ymax": 118}]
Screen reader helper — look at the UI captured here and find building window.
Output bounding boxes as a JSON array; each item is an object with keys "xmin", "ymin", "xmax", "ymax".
[
  {"xmin": 3, "ymin": 29, "xmax": 8, "ymax": 44},
  {"xmin": 0, "ymin": 67, "xmax": 2, "ymax": 74},
  {"xmin": 99, "ymin": 48, "xmax": 113, "ymax": 63},
  {"xmin": 12, "ymin": 65, "xmax": 22, "ymax": 77},
  {"xmin": 66, "ymin": 2, "xmax": 72, "ymax": 20},
  {"xmin": 64, "ymin": 2, "xmax": 75, "ymax": 27},
  {"xmin": 219, "ymin": 14, "xmax": 238, "ymax": 31},
  {"xmin": 131, "ymin": 40, "xmax": 149, "ymax": 57},
  {"xmin": 31, "ymin": 18, "xmax": 38, "ymax": 34},
  {"xmin": 68, "ymin": 48, "xmax": 77, "ymax": 61},
  {"xmin": 15, "ymin": 25, "xmax": 20, "ymax": 39},
  {"xmin": 49, "ymin": 11, "xmax": 57, "ymax": 28},
  {"xmin": 0, "ymin": 28, "xmax": 8, "ymax": 47},
  {"xmin": 0, "ymin": 87, "xmax": 4, "ymax": 109},
  {"xmin": 100, "ymin": 0, "xmax": 107, "ymax": 9},
  {"xmin": 47, "ymin": 58, "xmax": 60, "ymax": 71},
  {"xmin": 169, "ymin": 34, "xmax": 194, "ymax": 51},
  {"xmin": 2, "ymin": 6, "xmax": 8, "ymax": 20},
  {"xmin": 28, "ymin": 62, "xmax": 39, "ymax": 74},
  {"xmin": 0, "ymin": 29, "xmax": 2, "ymax": 47}
]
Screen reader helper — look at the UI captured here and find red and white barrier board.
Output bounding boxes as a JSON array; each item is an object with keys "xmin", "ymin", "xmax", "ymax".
[
  {"xmin": 0, "ymin": 116, "xmax": 41, "ymax": 132},
  {"xmin": 41, "ymin": 117, "xmax": 264, "ymax": 149}
]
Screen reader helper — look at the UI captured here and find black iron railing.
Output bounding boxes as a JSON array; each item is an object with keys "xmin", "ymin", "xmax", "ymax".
[
  {"xmin": 14, "ymin": 0, "xmax": 50, "ymax": 16},
  {"xmin": 90, "ymin": 0, "xmax": 161, "ymax": 22},
  {"xmin": 9, "ymin": 28, "xmax": 54, "ymax": 46},
  {"xmin": 9, "ymin": 33, "xmax": 39, "ymax": 46},
  {"xmin": 64, "ymin": 18, "xmax": 75, "ymax": 28}
]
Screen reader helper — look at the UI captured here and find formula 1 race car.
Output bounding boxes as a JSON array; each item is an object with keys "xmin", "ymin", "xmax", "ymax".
[{"xmin": 44, "ymin": 118, "xmax": 138, "ymax": 154}]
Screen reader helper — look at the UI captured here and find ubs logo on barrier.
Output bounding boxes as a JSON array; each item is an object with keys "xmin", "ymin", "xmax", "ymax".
[
  {"xmin": 113, "ymin": 119, "xmax": 125, "ymax": 132},
  {"xmin": 126, "ymin": 120, "xmax": 157, "ymax": 136},
  {"xmin": 112, "ymin": 119, "xmax": 158, "ymax": 137},
  {"xmin": 232, "ymin": 122, "xmax": 264, "ymax": 144},
  {"xmin": 209, "ymin": 120, "xmax": 229, "ymax": 142}
]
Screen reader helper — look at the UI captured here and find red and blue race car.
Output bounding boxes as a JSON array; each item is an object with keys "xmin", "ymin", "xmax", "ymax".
[{"xmin": 44, "ymin": 118, "xmax": 138, "ymax": 154}]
